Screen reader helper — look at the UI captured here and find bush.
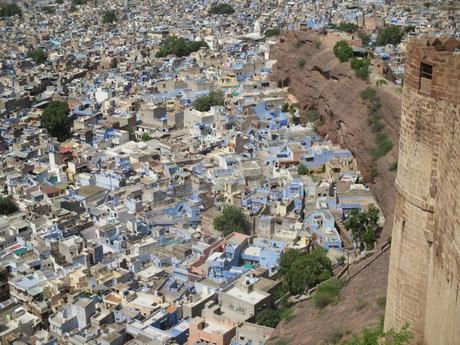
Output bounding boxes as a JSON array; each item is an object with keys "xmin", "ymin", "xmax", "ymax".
[
  {"xmin": 209, "ymin": 3, "xmax": 235, "ymax": 15},
  {"xmin": 313, "ymin": 278, "xmax": 343, "ymax": 309},
  {"xmin": 297, "ymin": 59, "xmax": 306, "ymax": 69},
  {"xmin": 360, "ymin": 87, "xmax": 377, "ymax": 101},
  {"xmin": 345, "ymin": 205, "xmax": 380, "ymax": 249},
  {"xmin": 193, "ymin": 90, "xmax": 225, "ymax": 112},
  {"xmin": 0, "ymin": 3, "xmax": 22, "ymax": 17},
  {"xmin": 377, "ymin": 296, "xmax": 387, "ymax": 308},
  {"xmin": 376, "ymin": 25, "xmax": 404, "ymax": 46},
  {"xmin": 297, "ymin": 164, "xmax": 310, "ymax": 176},
  {"xmin": 333, "ymin": 40, "xmax": 354, "ymax": 62},
  {"xmin": 265, "ymin": 28, "xmax": 281, "ymax": 37},
  {"xmin": 389, "ymin": 161, "xmax": 398, "ymax": 172},
  {"xmin": 359, "ymin": 33, "xmax": 371, "ymax": 47},
  {"xmin": 141, "ymin": 133, "xmax": 152, "ymax": 141},
  {"xmin": 369, "ymin": 115, "xmax": 384, "ymax": 132},
  {"xmin": 341, "ymin": 321, "xmax": 412, "ymax": 345},
  {"xmin": 281, "ymin": 103, "xmax": 289, "ymax": 112},
  {"xmin": 372, "ymin": 132, "xmax": 393, "ymax": 160},
  {"xmin": 280, "ymin": 247, "xmax": 333, "ymax": 295},
  {"xmin": 156, "ymin": 35, "xmax": 208, "ymax": 58},
  {"xmin": 72, "ymin": 0, "xmax": 87, "ymax": 4},
  {"xmin": 337, "ymin": 22, "xmax": 358, "ymax": 33},
  {"xmin": 350, "ymin": 57, "xmax": 371, "ymax": 81},
  {"xmin": 102, "ymin": 10, "xmax": 116, "ymax": 23},
  {"xmin": 302, "ymin": 109, "xmax": 320, "ymax": 123},
  {"xmin": 28, "ymin": 48, "xmax": 47, "ymax": 65},
  {"xmin": 43, "ymin": 6, "xmax": 55, "ymax": 14},
  {"xmin": 0, "ymin": 196, "xmax": 19, "ymax": 215},
  {"xmin": 213, "ymin": 205, "xmax": 250, "ymax": 237},
  {"xmin": 41, "ymin": 101, "xmax": 72, "ymax": 142},
  {"xmin": 315, "ymin": 41, "xmax": 321, "ymax": 49}
]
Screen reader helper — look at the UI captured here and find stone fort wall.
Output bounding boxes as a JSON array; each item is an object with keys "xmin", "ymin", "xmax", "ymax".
[{"xmin": 385, "ymin": 37, "xmax": 460, "ymax": 344}]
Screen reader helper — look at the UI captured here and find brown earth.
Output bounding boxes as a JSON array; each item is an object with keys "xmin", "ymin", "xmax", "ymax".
[{"xmin": 269, "ymin": 30, "xmax": 402, "ymax": 344}]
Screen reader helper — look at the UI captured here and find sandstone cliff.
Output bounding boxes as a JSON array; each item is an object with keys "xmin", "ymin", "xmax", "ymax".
[{"xmin": 268, "ymin": 30, "xmax": 402, "ymax": 344}]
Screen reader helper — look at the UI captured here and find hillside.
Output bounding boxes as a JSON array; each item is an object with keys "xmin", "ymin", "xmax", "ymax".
[{"xmin": 269, "ymin": 30, "xmax": 402, "ymax": 344}]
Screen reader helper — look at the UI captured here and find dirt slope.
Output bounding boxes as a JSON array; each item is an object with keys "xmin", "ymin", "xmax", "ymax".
[{"xmin": 269, "ymin": 30, "xmax": 402, "ymax": 344}]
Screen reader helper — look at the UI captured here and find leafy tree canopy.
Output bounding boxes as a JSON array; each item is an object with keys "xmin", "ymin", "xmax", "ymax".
[
  {"xmin": 279, "ymin": 247, "xmax": 333, "ymax": 295},
  {"xmin": 333, "ymin": 40, "xmax": 354, "ymax": 62},
  {"xmin": 102, "ymin": 10, "xmax": 116, "ymax": 24},
  {"xmin": 0, "ymin": 3, "xmax": 22, "ymax": 17},
  {"xmin": 209, "ymin": 3, "xmax": 235, "ymax": 15},
  {"xmin": 193, "ymin": 90, "xmax": 225, "ymax": 112},
  {"xmin": 27, "ymin": 48, "xmax": 47, "ymax": 65},
  {"xmin": 297, "ymin": 164, "xmax": 310, "ymax": 176},
  {"xmin": 337, "ymin": 22, "xmax": 358, "ymax": 33},
  {"xmin": 0, "ymin": 196, "xmax": 19, "ymax": 215},
  {"xmin": 41, "ymin": 101, "xmax": 73, "ymax": 142},
  {"xmin": 376, "ymin": 25, "xmax": 404, "ymax": 46},
  {"xmin": 213, "ymin": 205, "xmax": 250, "ymax": 237},
  {"xmin": 72, "ymin": 0, "xmax": 87, "ymax": 5},
  {"xmin": 345, "ymin": 205, "xmax": 380, "ymax": 249},
  {"xmin": 155, "ymin": 35, "xmax": 208, "ymax": 58}
]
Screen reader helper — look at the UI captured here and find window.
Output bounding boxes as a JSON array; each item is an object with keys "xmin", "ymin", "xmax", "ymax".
[
  {"xmin": 419, "ymin": 63, "xmax": 433, "ymax": 93},
  {"xmin": 420, "ymin": 63, "xmax": 433, "ymax": 79}
]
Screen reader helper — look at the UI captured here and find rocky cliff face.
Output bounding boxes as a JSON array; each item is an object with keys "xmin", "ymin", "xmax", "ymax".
[
  {"xmin": 268, "ymin": 31, "xmax": 402, "ymax": 344},
  {"xmin": 271, "ymin": 30, "xmax": 401, "ymax": 236}
]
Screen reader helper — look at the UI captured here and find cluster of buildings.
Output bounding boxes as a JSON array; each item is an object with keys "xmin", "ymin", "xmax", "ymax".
[{"xmin": 0, "ymin": 1, "xmax": 390, "ymax": 344}]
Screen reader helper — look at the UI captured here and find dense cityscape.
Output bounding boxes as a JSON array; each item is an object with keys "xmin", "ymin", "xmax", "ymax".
[{"xmin": 0, "ymin": 1, "xmax": 459, "ymax": 345}]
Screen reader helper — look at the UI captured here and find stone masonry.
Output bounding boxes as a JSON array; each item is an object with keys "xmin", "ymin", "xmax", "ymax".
[{"xmin": 385, "ymin": 36, "xmax": 460, "ymax": 344}]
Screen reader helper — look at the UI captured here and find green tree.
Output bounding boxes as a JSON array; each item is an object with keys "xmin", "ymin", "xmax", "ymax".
[
  {"xmin": 376, "ymin": 25, "xmax": 404, "ymax": 46},
  {"xmin": 0, "ymin": 196, "xmax": 19, "ymax": 215},
  {"xmin": 193, "ymin": 90, "xmax": 225, "ymax": 112},
  {"xmin": 280, "ymin": 248, "xmax": 333, "ymax": 295},
  {"xmin": 265, "ymin": 28, "xmax": 281, "ymax": 37},
  {"xmin": 27, "ymin": 48, "xmax": 47, "ymax": 65},
  {"xmin": 359, "ymin": 33, "xmax": 371, "ymax": 47},
  {"xmin": 156, "ymin": 35, "xmax": 208, "ymax": 58},
  {"xmin": 297, "ymin": 164, "xmax": 310, "ymax": 176},
  {"xmin": 41, "ymin": 101, "xmax": 72, "ymax": 142},
  {"xmin": 102, "ymin": 10, "xmax": 116, "ymax": 24},
  {"xmin": 0, "ymin": 3, "xmax": 22, "ymax": 17},
  {"xmin": 345, "ymin": 205, "xmax": 380, "ymax": 249},
  {"xmin": 337, "ymin": 22, "xmax": 358, "ymax": 33},
  {"xmin": 213, "ymin": 205, "xmax": 250, "ymax": 237},
  {"xmin": 141, "ymin": 133, "xmax": 152, "ymax": 141},
  {"xmin": 333, "ymin": 40, "xmax": 354, "ymax": 62},
  {"xmin": 72, "ymin": 0, "xmax": 87, "ymax": 4},
  {"xmin": 209, "ymin": 3, "xmax": 235, "ymax": 15}
]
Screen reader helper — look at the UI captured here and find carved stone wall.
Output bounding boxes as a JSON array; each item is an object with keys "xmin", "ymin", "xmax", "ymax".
[{"xmin": 385, "ymin": 37, "xmax": 460, "ymax": 344}]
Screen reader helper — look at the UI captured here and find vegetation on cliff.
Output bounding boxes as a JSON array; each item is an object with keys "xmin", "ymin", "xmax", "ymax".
[
  {"xmin": 265, "ymin": 28, "xmax": 281, "ymax": 37},
  {"xmin": 333, "ymin": 40, "xmax": 354, "ymax": 62}
]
